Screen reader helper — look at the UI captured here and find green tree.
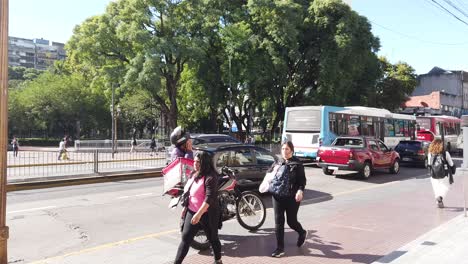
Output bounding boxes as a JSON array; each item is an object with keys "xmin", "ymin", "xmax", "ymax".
[
  {"xmin": 372, "ymin": 57, "xmax": 417, "ymax": 111},
  {"xmin": 8, "ymin": 72, "xmax": 108, "ymax": 138},
  {"xmin": 66, "ymin": 0, "xmax": 210, "ymax": 131}
]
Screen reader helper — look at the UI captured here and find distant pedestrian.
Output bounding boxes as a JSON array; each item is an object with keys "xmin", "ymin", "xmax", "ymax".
[
  {"xmin": 58, "ymin": 138, "xmax": 68, "ymax": 160},
  {"xmin": 174, "ymin": 151, "xmax": 222, "ymax": 264},
  {"xmin": 150, "ymin": 137, "xmax": 156, "ymax": 156},
  {"xmin": 11, "ymin": 137, "xmax": 19, "ymax": 157},
  {"xmin": 428, "ymin": 139, "xmax": 455, "ymax": 208},
  {"xmin": 269, "ymin": 141, "xmax": 307, "ymax": 258},
  {"xmin": 130, "ymin": 137, "xmax": 137, "ymax": 153}
]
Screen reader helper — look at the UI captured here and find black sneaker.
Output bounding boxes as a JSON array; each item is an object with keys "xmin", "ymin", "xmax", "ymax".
[
  {"xmin": 297, "ymin": 229, "xmax": 308, "ymax": 247},
  {"xmin": 437, "ymin": 197, "xmax": 444, "ymax": 208},
  {"xmin": 271, "ymin": 248, "xmax": 285, "ymax": 258},
  {"xmin": 213, "ymin": 260, "xmax": 223, "ymax": 264}
]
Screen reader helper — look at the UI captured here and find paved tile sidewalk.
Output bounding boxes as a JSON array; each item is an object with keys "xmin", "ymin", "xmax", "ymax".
[{"xmin": 372, "ymin": 213, "xmax": 468, "ymax": 264}]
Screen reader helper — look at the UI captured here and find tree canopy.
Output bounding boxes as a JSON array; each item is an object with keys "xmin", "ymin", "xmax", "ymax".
[{"xmin": 8, "ymin": 0, "xmax": 418, "ymax": 141}]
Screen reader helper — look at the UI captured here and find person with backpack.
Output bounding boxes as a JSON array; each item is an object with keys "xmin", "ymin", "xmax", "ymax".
[
  {"xmin": 268, "ymin": 141, "xmax": 307, "ymax": 258},
  {"xmin": 173, "ymin": 151, "xmax": 222, "ymax": 264},
  {"xmin": 428, "ymin": 139, "xmax": 455, "ymax": 208}
]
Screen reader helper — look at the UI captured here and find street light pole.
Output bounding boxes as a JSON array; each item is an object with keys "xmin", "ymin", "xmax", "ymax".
[
  {"xmin": 0, "ymin": 0, "xmax": 10, "ymax": 262},
  {"xmin": 111, "ymin": 83, "xmax": 115, "ymax": 159}
]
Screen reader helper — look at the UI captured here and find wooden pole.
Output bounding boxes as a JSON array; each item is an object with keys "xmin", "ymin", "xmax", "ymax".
[{"xmin": 0, "ymin": 0, "xmax": 10, "ymax": 263}]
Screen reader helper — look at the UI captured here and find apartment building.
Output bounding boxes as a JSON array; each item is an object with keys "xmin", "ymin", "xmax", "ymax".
[
  {"xmin": 403, "ymin": 67, "xmax": 468, "ymax": 117},
  {"xmin": 8, "ymin": 36, "xmax": 66, "ymax": 70}
]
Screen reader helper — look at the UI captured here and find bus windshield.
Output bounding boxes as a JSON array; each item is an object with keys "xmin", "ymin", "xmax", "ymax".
[{"xmin": 286, "ymin": 109, "xmax": 321, "ymax": 132}]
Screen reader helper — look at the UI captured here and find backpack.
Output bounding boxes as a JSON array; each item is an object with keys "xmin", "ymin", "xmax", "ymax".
[
  {"xmin": 269, "ymin": 165, "xmax": 291, "ymax": 197},
  {"xmin": 269, "ymin": 162, "xmax": 300, "ymax": 197},
  {"xmin": 430, "ymin": 154, "xmax": 448, "ymax": 179}
]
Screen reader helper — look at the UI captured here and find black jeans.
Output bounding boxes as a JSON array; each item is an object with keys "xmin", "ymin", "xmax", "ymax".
[
  {"xmin": 174, "ymin": 209, "xmax": 222, "ymax": 264},
  {"xmin": 272, "ymin": 195, "xmax": 305, "ymax": 250}
]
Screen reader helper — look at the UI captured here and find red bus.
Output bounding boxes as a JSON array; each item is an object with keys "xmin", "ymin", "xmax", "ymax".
[{"xmin": 416, "ymin": 115, "xmax": 461, "ymax": 151}]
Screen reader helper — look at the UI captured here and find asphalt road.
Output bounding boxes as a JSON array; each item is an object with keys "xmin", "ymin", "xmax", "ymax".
[{"xmin": 6, "ymin": 158, "xmax": 464, "ymax": 264}]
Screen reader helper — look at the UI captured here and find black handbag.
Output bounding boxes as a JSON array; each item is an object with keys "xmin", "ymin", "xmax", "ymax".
[
  {"xmin": 451, "ymin": 165, "xmax": 456, "ymax": 175},
  {"xmin": 180, "ymin": 178, "xmax": 195, "ymax": 207}
]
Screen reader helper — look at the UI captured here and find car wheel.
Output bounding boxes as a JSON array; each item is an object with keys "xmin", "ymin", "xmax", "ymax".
[
  {"xmin": 360, "ymin": 162, "xmax": 372, "ymax": 179},
  {"xmin": 390, "ymin": 159, "xmax": 400, "ymax": 174},
  {"xmin": 322, "ymin": 167, "xmax": 334, "ymax": 175},
  {"xmin": 423, "ymin": 158, "xmax": 428, "ymax": 169}
]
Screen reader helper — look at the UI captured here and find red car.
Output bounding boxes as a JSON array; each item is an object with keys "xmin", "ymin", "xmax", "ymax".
[{"xmin": 317, "ymin": 136, "xmax": 400, "ymax": 179}]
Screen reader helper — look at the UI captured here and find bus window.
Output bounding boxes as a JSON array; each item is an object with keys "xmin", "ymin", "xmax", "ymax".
[
  {"xmin": 385, "ymin": 119, "xmax": 395, "ymax": 136},
  {"xmin": 329, "ymin": 113, "xmax": 337, "ymax": 134},
  {"xmin": 394, "ymin": 120, "xmax": 403, "ymax": 136},
  {"xmin": 337, "ymin": 114, "xmax": 347, "ymax": 135},
  {"xmin": 361, "ymin": 116, "xmax": 375, "ymax": 136},
  {"xmin": 403, "ymin": 120, "xmax": 409, "ymax": 137},
  {"xmin": 348, "ymin": 115, "xmax": 360, "ymax": 136}
]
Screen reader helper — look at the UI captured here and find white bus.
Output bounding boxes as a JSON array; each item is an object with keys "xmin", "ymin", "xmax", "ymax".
[{"xmin": 282, "ymin": 105, "xmax": 416, "ymax": 160}]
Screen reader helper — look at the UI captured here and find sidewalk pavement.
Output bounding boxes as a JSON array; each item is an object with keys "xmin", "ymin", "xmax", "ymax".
[
  {"xmin": 25, "ymin": 174, "xmax": 468, "ymax": 264},
  {"xmin": 372, "ymin": 212, "xmax": 468, "ymax": 264}
]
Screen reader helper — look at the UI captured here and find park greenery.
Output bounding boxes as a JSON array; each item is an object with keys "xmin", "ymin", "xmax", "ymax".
[{"xmin": 8, "ymin": 0, "xmax": 417, "ymax": 141}]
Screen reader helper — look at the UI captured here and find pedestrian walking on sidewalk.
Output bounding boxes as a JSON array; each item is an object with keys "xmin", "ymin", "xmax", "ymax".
[
  {"xmin": 149, "ymin": 137, "xmax": 156, "ymax": 156},
  {"xmin": 58, "ymin": 138, "xmax": 68, "ymax": 160},
  {"xmin": 174, "ymin": 151, "xmax": 222, "ymax": 264},
  {"xmin": 269, "ymin": 141, "xmax": 308, "ymax": 258},
  {"xmin": 130, "ymin": 137, "xmax": 137, "ymax": 153},
  {"xmin": 428, "ymin": 139, "xmax": 455, "ymax": 208},
  {"xmin": 11, "ymin": 136, "xmax": 19, "ymax": 157}
]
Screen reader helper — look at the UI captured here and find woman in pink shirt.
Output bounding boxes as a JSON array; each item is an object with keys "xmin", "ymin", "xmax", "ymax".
[{"xmin": 174, "ymin": 151, "xmax": 222, "ymax": 264}]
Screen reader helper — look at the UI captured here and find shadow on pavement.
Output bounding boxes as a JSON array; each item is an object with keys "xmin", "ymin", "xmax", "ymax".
[
  {"xmin": 334, "ymin": 166, "xmax": 431, "ymax": 184},
  {"xmin": 198, "ymin": 227, "xmax": 384, "ymax": 263},
  {"xmin": 259, "ymin": 189, "xmax": 333, "ymax": 209}
]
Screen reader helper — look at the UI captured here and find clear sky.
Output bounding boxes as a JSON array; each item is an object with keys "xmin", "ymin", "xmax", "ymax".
[
  {"xmin": 8, "ymin": 0, "xmax": 468, "ymax": 75},
  {"xmin": 352, "ymin": 0, "xmax": 468, "ymax": 74},
  {"xmin": 9, "ymin": 0, "xmax": 111, "ymax": 43}
]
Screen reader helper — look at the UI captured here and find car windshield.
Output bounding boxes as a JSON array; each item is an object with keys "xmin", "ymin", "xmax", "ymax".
[
  {"xmin": 193, "ymin": 136, "xmax": 238, "ymax": 145},
  {"xmin": 333, "ymin": 138, "xmax": 364, "ymax": 148},
  {"xmin": 396, "ymin": 141, "xmax": 421, "ymax": 150}
]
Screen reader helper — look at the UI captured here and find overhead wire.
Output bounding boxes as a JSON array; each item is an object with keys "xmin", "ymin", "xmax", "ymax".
[
  {"xmin": 453, "ymin": 0, "xmax": 468, "ymax": 14},
  {"xmin": 369, "ymin": 19, "xmax": 468, "ymax": 46},
  {"xmin": 425, "ymin": 0, "xmax": 468, "ymax": 26},
  {"xmin": 441, "ymin": 0, "xmax": 468, "ymax": 20}
]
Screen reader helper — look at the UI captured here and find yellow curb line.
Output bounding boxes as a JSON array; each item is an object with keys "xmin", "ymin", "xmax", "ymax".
[{"xmin": 28, "ymin": 229, "xmax": 179, "ymax": 264}]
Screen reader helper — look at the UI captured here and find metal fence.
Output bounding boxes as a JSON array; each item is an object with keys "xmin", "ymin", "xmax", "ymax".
[
  {"xmin": 7, "ymin": 142, "xmax": 281, "ymax": 183},
  {"xmin": 7, "ymin": 149, "xmax": 168, "ymax": 183}
]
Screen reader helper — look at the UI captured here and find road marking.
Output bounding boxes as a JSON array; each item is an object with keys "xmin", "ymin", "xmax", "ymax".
[
  {"xmin": 116, "ymin": 193, "xmax": 154, "ymax": 199},
  {"xmin": 329, "ymin": 223, "xmax": 375, "ymax": 232},
  {"xmin": 7, "ymin": 206, "xmax": 57, "ymax": 214},
  {"xmin": 28, "ymin": 179, "xmax": 402, "ymax": 262},
  {"xmin": 27, "ymin": 228, "xmax": 179, "ymax": 264},
  {"xmin": 135, "ymin": 193, "xmax": 153, "ymax": 197}
]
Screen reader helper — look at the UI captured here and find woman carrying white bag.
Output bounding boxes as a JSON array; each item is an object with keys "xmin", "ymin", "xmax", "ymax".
[{"xmin": 259, "ymin": 141, "xmax": 307, "ymax": 258}]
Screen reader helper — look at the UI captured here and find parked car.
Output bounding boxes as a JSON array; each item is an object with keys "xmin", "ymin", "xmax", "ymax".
[
  {"xmin": 394, "ymin": 140, "xmax": 430, "ymax": 168},
  {"xmin": 317, "ymin": 136, "xmax": 400, "ymax": 179},
  {"xmin": 193, "ymin": 143, "xmax": 277, "ymax": 186},
  {"xmin": 191, "ymin": 134, "xmax": 240, "ymax": 145},
  {"xmin": 166, "ymin": 134, "xmax": 240, "ymax": 164}
]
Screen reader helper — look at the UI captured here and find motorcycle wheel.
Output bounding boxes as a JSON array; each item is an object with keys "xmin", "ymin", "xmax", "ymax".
[
  {"xmin": 236, "ymin": 191, "xmax": 266, "ymax": 231},
  {"xmin": 190, "ymin": 230, "xmax": 210, "ymax": 250}
]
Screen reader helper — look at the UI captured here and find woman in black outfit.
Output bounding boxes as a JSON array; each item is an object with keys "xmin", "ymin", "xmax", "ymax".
[
  {"xmin": 270, "ymin": 141, "xmax": 307, "ymax": 258},
  {"xmin": 174, "ymin": 151, "xmax": 222, "ymax": 264}
]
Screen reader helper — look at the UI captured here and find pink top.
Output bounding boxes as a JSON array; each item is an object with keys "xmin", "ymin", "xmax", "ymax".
[{"xmin": 186, "ymin": 176, "xmax": 206, "ymax": 212}]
